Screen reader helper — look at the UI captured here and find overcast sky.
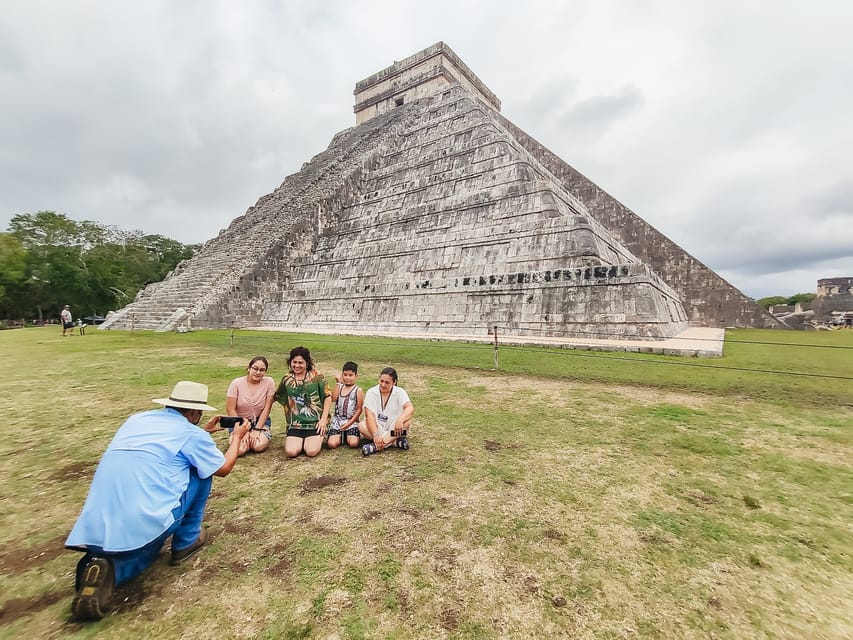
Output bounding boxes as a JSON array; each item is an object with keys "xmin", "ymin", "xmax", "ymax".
[{"xmin": 2, "ymin": 1, "xmax": 851, "ymax": 299}]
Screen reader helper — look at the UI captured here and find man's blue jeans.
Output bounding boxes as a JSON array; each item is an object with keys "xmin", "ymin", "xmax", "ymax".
[{"xmin": 76, "ymin": 469, "xmax": 213, "ymax": 587}]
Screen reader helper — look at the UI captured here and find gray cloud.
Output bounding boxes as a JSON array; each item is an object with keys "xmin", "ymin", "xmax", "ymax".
[
  {"xmin": 556, "ymin": 84, "xmax": 644, "ymax": 139},
  {"xmin": 815, "ymin": 180, "xmax": 853, "ymax": 215}
]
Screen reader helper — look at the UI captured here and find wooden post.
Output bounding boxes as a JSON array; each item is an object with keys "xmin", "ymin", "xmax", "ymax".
[
  {"xmin": 493, "ymin": 325, "xmax": 499, "ymax": 370},
  {"xmin": 230, "ymin": 321, "xmax": 235, "ymax": 348}
]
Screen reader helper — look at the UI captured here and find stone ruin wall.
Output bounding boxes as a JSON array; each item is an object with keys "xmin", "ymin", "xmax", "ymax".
[
  {"xmin": 813, "ymin": 276, "xmax": 853, "ymax": 319},
  {"xmin": 817, "ymin": 277, "xmax": 853, "ymax": 298},
  {"xmin": 496, "ymin": 115, "xmax": 782, "ymax": 329}
]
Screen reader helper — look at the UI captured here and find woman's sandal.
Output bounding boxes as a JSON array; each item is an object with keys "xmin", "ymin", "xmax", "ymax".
[
  {"xmin": 394, "ymin": 437, "xmax": 409, "ymax": 450},
  {"xmin": 361, "ymin": 443, "xmax": 378, "ymax": 457}
]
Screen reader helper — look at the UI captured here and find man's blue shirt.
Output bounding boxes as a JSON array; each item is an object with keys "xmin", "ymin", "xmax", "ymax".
[{"xmin": 66, "ymin": 408, "xmax": 225, "ymax": 552}]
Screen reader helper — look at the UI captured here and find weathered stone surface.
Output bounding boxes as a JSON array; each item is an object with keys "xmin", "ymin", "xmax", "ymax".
[
  {"xmin": 813, "ymin": 277, "xmax": 853, "ymax": 321},
  {"xmin": 103, "ymin": 42, "xmax": 771, "ymax": 337},
  {"xmin": 495, "ymin": 117, "xmax": 782, "ymax": 328}
]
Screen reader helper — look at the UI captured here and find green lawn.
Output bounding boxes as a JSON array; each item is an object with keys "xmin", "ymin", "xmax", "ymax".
[{"xmin": 0, "ymin": 326, "xmax": 850, "ymax": 639}]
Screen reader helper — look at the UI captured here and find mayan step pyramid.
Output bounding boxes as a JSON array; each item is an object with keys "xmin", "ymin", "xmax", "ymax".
[{"xmin": 102, "ymin": 42, "xmax": 778, "ymax": 337}]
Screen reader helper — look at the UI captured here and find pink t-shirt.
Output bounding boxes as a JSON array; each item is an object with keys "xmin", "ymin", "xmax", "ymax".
[{"xmin": 226, "ymin": 376, "xmax": 275, "ymax": 418}]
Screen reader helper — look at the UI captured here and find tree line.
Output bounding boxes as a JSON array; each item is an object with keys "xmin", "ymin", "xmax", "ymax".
[
  {"xmin": 755, "ymin": 293, "xmax": 817, "ymax": 310},
  {"xmin": 0, "ymin": 211, "xmax": 197, "ymax": 324}
]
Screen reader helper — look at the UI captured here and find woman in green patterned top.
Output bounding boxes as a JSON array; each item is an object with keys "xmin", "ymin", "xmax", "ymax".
[{"xmin": 276, "ymin": 346, "xmax": 332, "ymax": 458}]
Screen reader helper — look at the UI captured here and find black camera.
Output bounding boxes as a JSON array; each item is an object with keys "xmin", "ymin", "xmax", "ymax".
[
  {"xmin": 219, "ymin": 416, "xmax": 245, "ymax": 429},
  {"xmin": 390, "ymin": 429, "xmax": 408, "ymax": 437}
]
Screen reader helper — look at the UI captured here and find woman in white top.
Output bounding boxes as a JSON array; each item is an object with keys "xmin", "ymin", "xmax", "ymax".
[
  {"xmin": 225, "ymin": 356, "xmax": 275, "ymax": 456},
  {"xmin": 360, "ymin": 367, "xmax": 414, "ymax": 456}
]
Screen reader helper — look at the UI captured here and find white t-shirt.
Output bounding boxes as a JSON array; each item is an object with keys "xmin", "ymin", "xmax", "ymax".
[{"xmin": 364, "ymin": 385, "xmax": 411, "ymax": 434}]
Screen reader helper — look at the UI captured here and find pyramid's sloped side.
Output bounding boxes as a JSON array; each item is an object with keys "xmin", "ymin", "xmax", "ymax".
[
  {"xmin": 260, "ymin": 86, "xmax": 688, "ymax": 339},
  {"xmin": 496, "ymin": 115, "xmax": 783, "ymax": 329},
  {"xmin": 102, "ymin": 109, "xmax": 411, "ymax": 330}
]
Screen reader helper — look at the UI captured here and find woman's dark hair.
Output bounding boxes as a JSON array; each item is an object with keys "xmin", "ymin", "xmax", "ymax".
[
  {"xmin": 380, "ymin": 367, "xmax": 398, "ymax": 384},
  {"xmin": 288, "ymin": 346, "xmax": 314, "ymax": 371},
  {"xmin": 343, "ymin": 361, "xmax": 358, "ymax": 373},
  {"xmin": 248, "ymin": 355, "xmax": 269, "ymax": 371}
]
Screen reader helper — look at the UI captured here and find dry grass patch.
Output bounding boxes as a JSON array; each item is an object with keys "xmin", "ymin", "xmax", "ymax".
[{"xmin": 0, "ymin": 328, "xmax": 850, "ymax": 639}]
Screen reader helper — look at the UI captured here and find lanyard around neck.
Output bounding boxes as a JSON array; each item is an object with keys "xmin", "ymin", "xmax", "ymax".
[{"xmin": 380, "ymin": 387, "xmax": 393, "ymax": 412}]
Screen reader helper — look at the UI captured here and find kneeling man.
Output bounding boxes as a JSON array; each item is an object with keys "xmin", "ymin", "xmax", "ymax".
[{"xmin": 65, "ymin": 381, "xmax": 249, "ymax": 621}]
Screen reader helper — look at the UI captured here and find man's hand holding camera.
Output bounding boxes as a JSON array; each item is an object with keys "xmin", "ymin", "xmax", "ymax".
[{"xmin": 203, "ymin": 415, "xmax": 250, "ymax": 439}]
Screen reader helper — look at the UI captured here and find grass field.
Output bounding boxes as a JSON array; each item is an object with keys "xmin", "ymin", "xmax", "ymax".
[{"xmin": 0, "ymin": 326, "xmax": 850, "ymax": 639}]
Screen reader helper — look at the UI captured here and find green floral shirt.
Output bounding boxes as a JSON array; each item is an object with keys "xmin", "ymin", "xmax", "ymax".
[{"xmin": 275, "ymin": 370, "xmax": 331, "ymax": 432}]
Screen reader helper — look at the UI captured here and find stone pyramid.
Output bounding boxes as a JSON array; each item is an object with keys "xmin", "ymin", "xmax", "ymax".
[{"xmin": 102, "ymin": 42, "xmax": 777, "ymax": 337}]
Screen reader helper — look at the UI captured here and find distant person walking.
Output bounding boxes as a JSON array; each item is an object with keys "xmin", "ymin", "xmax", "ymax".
[{"xmin": 61, "ymin": 305, "xmax": 74, "ymax": 336}]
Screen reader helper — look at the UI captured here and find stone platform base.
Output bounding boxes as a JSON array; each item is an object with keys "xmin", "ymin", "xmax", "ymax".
[{"xmin": 253, "ymin": 326, "xmax": 725, "ymax": 358}]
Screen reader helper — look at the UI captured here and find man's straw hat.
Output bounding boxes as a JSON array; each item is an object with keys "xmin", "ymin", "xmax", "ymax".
[{"xmin": 152, "ymin": 381, "xmax": 217, "ymax": 411}]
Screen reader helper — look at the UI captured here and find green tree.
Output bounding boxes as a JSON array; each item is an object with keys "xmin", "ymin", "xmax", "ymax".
[
  {"xmin": 8, "ymin": 212, "xmax": 88, "ymax": 320},
  {"xmin": 8, "ymin": 210, "xmax": 84, "ymax": 248},
  {"xmin": 0, "ymin": 233, "xmax": 28, "ymax": 318},
  {"xmin": 137, "ymin": 234, "xmax": 197, "ymax": 282},
  {"xmin": 756, "ymin": 296, "xmax": 787, "ymax": 309},
  {"xmin": 756, "ymin": 293, "xmax": 818, "ymax": 310},
  {"xmin": 787, "ymin": 292, "xmax": 817, "ymax": 305},
  {"xmin": 31, "ymin": 244, "xmax": 88, "ymax": 320},
  {"xmin": 4, "ymin": 211, "xmax": 196, "ymax": 321}
]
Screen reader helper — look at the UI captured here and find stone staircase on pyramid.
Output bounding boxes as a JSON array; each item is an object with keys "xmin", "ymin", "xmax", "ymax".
[{"xmin": 101, "ymin": 108, "xmax": 412, "ymax": 331}]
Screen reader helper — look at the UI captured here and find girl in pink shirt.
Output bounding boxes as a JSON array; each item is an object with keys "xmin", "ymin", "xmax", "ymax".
[{"xmin": 226, "ymin": 356, "xmax": 275, "ymax": 455}]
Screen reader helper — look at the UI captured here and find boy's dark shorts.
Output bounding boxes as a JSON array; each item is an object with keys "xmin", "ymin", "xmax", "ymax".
[{"xmin": 328, "ymin": 426, "xmax": 360, "ymax": 439}]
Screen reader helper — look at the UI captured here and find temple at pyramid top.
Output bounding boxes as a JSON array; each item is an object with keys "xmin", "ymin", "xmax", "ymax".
[{"xmin": 353, "ymin": 41, "xmax": 501, "ymax": 123}]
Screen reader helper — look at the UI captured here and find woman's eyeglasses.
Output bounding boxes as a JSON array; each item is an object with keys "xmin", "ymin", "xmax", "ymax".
[{"xmin": 249, "ymin": 366, "xmax": 267, "ymax": 373}]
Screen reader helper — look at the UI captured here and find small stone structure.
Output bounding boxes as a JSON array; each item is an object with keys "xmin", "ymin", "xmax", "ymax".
[
  {"xmin": 813, "ymin": 277, "xmax": 853, "ymax": 325},
  {"xmin": 102, "ymin": 42, "xmax": 778, "ymax": 337},
  {"xmin": 817, "ymin": 277, "xmax": 853, "ymax": 300},
  {"xmin": 769, "ymin": 303, "xmax": 814, "ymax": 329},
  {"xmin": 354, "ymin": 42, "xmax": 500, "ymax": 124}
]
